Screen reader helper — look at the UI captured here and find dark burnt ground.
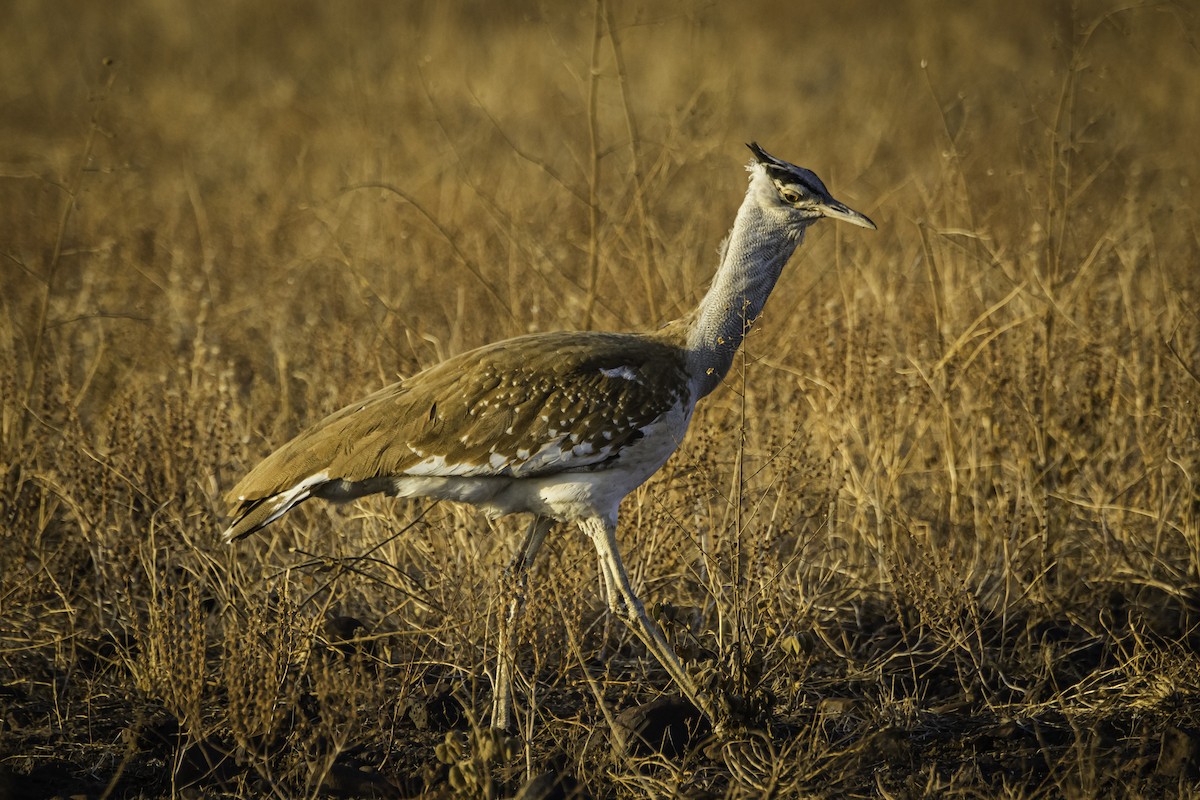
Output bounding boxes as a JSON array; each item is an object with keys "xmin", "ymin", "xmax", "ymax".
[{"xmin": 4, "ymin": 586, "xmax": 1200, "ymax": 799}]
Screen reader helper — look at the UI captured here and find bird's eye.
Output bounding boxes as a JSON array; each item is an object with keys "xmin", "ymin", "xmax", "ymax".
[{"xmin": 781, "ymin": 188, "xmax": 802, "ymax": 204}]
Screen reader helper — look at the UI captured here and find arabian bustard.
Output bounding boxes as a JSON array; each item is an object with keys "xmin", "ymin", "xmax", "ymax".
[{"xmin": 222, "ymin": 143, "xmax": 875, "ymax": 731}]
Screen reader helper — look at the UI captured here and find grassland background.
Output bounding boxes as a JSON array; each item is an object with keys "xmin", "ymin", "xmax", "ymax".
[{"xmin": 2, "ymin": 0, "xmax": 1200, "ymax": 797}]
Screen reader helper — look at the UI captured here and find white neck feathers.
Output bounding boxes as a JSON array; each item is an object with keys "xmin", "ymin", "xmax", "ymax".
[{"xmin": 685, "ymin": 164, "xmax": 810, "ymax": 398}]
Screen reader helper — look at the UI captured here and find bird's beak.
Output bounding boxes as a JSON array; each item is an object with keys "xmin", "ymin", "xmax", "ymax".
[{"xmin": 819, "ymin": 198, "xmax": 876, "ymax": 230}]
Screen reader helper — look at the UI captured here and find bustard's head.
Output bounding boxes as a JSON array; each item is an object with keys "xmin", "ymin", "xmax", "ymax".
[{"xmin": 747, "ymin": 142, "xmax": 876, "ymax": 232}]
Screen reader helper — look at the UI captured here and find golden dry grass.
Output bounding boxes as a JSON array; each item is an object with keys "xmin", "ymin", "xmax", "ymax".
[{"xmin": 3, "ymin": 0, "xmax": 1200, "ymax": 797}]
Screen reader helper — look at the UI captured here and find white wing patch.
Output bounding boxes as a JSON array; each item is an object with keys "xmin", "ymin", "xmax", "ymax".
[
  {"xmin": 398, "ymin": 423, "xmax": 653, "ymax": 480},
  {"xmin": 600, "ymin": 365, "xmax": 640, "ymax": 382}
]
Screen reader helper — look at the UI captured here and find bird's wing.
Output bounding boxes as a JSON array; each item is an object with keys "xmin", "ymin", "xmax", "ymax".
[
  {"xmin": 225, "ymin": 331, "xmax": 690, "ymax": 507},
  {"xmin": 401, "ymin": 333, "xmax": 691, "ymax": 479}
]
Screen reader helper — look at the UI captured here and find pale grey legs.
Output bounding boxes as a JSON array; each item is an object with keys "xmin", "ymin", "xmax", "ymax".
[
  {"xmin": 492, "ymin": 515, "xmax": 553, "ymax": 730},
  {"xmin": 492, "ymin": 513, "xmax": 720, "ymax": 734},
  {"xmin": 579, "ymin": 514, "xmax": 721, "ymax": 731}
]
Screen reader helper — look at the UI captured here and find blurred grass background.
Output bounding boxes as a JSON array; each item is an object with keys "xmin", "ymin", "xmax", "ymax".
[{"xmin": 3, "ymin": 0, "xmax": 1200, "ymax": 797}]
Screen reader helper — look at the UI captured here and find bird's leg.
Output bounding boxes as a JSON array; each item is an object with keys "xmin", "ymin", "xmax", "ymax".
[
  {"xmin": 595, "ymin": 550, "xmax": 622, "ymax": 657},
  {"xmin": 492, "ymin": 515, "xmax": 553, "ymax": 731},
  {"xmin": 598, "ymin": 555, "xmax": 620, "ymax": 614},
  {"xmin": 580, "ymin": 515, "xmax": 723, "ymax": 732}
]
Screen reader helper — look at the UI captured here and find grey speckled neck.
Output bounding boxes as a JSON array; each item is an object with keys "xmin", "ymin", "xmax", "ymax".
[{"xmin": 685, "ymin": 164, "xmax": 811, "ymax": 398}]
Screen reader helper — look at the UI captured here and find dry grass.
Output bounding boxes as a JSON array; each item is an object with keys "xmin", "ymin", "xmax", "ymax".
[{"xmin": 2, "ymin": 0, "xmax": 1200, "ymax": 797}]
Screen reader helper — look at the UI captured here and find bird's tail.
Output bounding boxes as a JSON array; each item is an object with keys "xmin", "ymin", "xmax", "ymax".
[{"xmin": 221, "ymin": 477, "xmax": 324, "ymax": 542}]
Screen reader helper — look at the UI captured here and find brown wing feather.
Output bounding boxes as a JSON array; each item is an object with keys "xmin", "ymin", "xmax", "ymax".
[{"xmin": 226, "ymin": 331, "xmax": 689, "ymax": 509}]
